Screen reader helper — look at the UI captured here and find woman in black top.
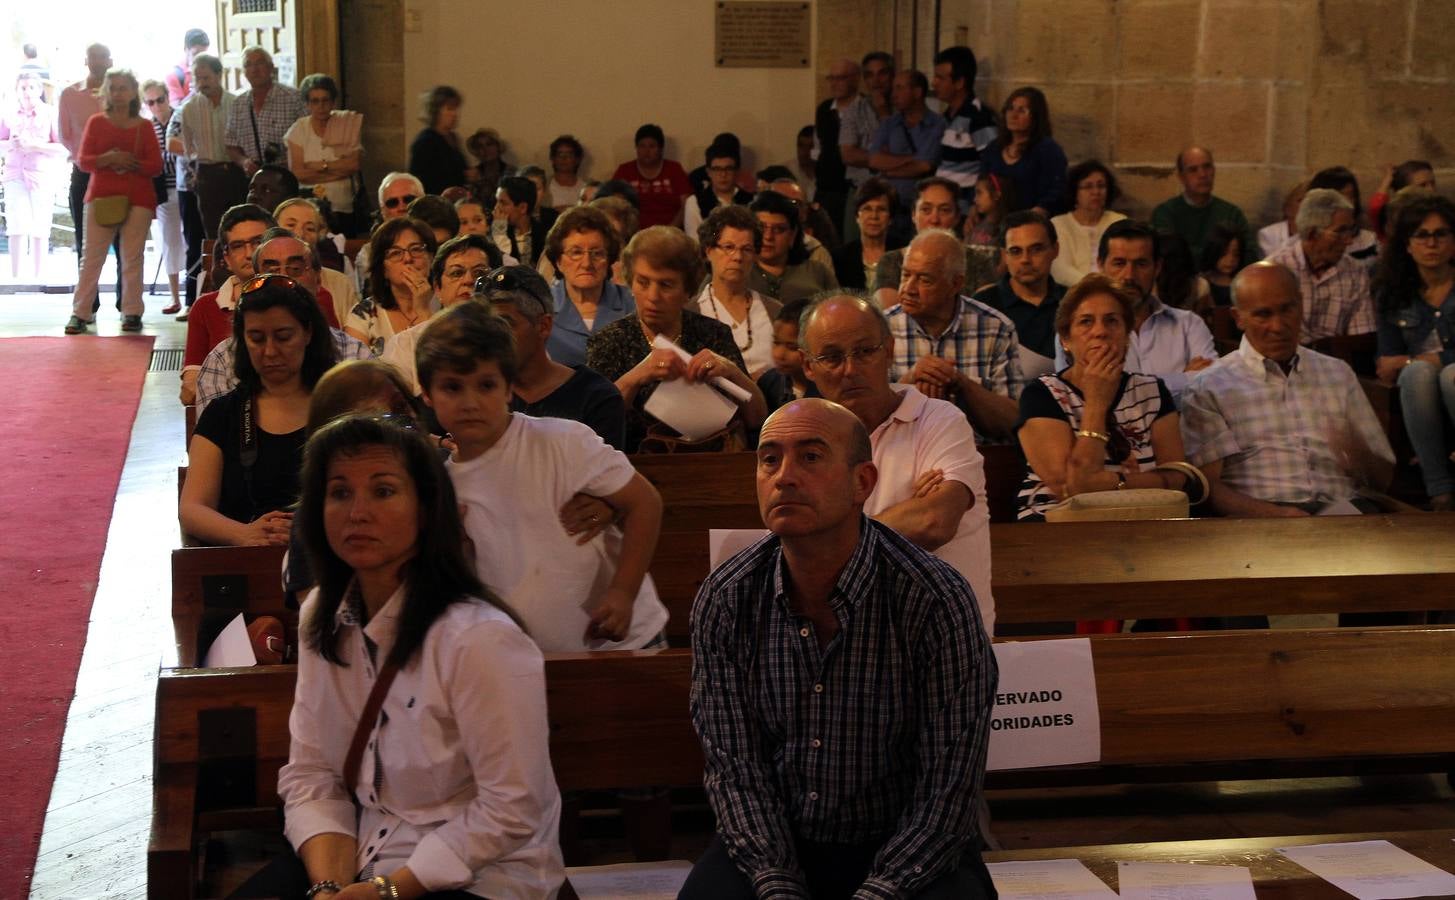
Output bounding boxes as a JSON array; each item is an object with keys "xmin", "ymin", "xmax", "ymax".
[
  {"xmin": 587, "ymin": 226, "xmax": 767, "ymax": 452},
  {"xmin": 180, "ymin": 274, "xmax": 337, "ymax": 545},
  {"xmin": 407, "ymin": 85, "xmax": 473, "ymax": 196}
]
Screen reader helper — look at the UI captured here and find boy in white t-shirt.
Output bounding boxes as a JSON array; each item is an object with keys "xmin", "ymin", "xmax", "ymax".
[{"xmin": 417, "ymin": 299, "xmax": 668, "ymax": 651}]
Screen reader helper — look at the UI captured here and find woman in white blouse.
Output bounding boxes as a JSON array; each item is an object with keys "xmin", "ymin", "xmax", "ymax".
[
  {"xmin": 285, "ymin": 74, "xmax": 363, "ymax": 235},
  {"xmin": 1050, "ymin": 160, "xmax": 1126, "ymax": 288},
  {"xmin": 261, "ymin": 415, "xmax": 563, "ymax": 900},
  {"xmin": 692, "ymin": 204, "xmax": 781, "ymax": 379}
]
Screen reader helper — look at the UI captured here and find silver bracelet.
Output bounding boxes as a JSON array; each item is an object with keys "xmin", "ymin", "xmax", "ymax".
[{"xmin": 305, "ymin": 882, "xmax": 342, "ymax": 899}]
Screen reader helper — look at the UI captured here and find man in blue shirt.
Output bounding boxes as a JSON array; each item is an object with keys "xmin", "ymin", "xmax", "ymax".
[{"xmin": 868, "ymin": 71, "xmax": 947, "ymax": 215}]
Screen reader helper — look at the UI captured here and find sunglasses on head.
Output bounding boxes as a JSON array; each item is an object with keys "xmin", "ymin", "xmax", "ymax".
[
  {"xmin": 474, "ymin": 268, "xmax": 550, "ymax": 314},
  {"xmin": 239, "ymin": 272, "xmax": 302, "ymax": 295},
  {"xmin": 384, "ymin": 195, "xmax": 419, "ymax": 209}
]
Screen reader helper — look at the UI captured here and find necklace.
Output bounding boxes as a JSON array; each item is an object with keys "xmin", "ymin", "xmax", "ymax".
[
  {"xmin": 640, "ymin": 317, "xmax": 681, "ymax": 347},
  {"xmin": 705, "ymin": 285, "xmax": 753, "ymax": 352}
]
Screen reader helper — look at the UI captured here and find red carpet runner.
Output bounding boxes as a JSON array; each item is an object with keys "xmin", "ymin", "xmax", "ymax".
[{"xmin": 0, "ymin": 335, "xmax": 154, "ymax": 897}]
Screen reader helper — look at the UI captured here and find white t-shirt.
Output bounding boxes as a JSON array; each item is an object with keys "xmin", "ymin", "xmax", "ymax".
[
  {"xmin": 447, "ymin": 414, "xmax": 669, "ymax": 652},
  {"xmin": 694, "ymin": 283, "xmax": 776, "ymax": 379},
  {"xmin": 283, "ymin": 117, "xmax": 353, "ymax": 212},
  {"xmin": 548, "ymin": 177, "xmax": 579, "ymax": 210},
  {"xmin": 863, "ymin": 385, "xmax": 995, "ymax": 635}
]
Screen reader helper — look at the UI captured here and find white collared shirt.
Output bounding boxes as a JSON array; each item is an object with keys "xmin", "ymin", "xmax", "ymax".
[
  {"xmin": 1180, "ymin": 336, "xmax": 1393, "ymax": 505},
  {"xmin": 279, "ymin": 586, "xmax": 565, "ymax": 898},
  {"xmin": 863, "ymin": 384, "xmax": 994, "ymax": 635}
]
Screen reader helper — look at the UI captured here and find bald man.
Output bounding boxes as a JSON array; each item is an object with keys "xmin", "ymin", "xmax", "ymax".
[
  {"xmin": 1181, "ymin": 262, "xmax": 1393, "ymax": 517},
  {"xmin": 887, "ymin": 229, "xmax": 1023, "ymax": 441},
  {"xmin": 799, "ymin": 294, "xmax": 995, "ymax": 632},
  {"xmin": 685, "ymin": 398, "xmax": 997, "ymax": 900},
  {"xmin": 1150, "ymin": 146, "xmax": 1257, "ymax": 267}
]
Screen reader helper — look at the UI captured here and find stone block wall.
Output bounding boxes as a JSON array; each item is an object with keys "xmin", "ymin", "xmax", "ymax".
[
  {"xmin": 341, "ymin": 0, "xmax": 407, "ymax": 194},
  {"xmin": 927, "ymin": 0, "xmax": 1455, "ymax": 226}
]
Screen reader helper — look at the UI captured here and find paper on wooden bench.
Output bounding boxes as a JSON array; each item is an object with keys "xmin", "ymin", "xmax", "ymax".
[
  {"xmin": 201, "ymin": 612, "xmax": 256, "ymax": 668},
  {"xmin": 643, "ymin": 375, "xmax": 738, "ymax": 440},
  {"xmin": 988, "ymin": 639, "xmax": 1100, "ymax": 770},
  {"xmin": 565, "ymin": 860, "xmax": 693, "ymax": 899},
  {"xmin": 987, "ymin": 858, "xmax": 1116, "ymax": 899},
  {"xmin": 1277, "ymin": 840, "xmax": 1455, "ymax": 900},
  {"xmin": 1117, "ymin": 861, "xmax": 1255, "ymax": 900}
]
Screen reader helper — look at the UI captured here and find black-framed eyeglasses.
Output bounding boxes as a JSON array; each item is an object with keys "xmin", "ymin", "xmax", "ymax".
[
  {"xmin": 809, "ymin": 343, "xmax": 884, "ymax": 370},
  {"xmin": 383, "ymin": 195, "xmax": 419, "ymax": 209},
  {"xmin": 383, "ymin": 243, "xmax": 429, "ymax": 262},
  {"xmin": 225, "ymin": 235, "xmax": 265, "ymax": 254}
]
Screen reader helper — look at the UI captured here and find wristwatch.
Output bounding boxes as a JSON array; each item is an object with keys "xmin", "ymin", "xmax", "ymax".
[{"xmin": 369, "ymin": 876, "xmax": 400, "ymax": 899}]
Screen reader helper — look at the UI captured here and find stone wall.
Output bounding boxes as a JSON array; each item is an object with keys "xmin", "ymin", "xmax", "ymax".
[
  {"xmin": 340, "ymin": 0, "xmax": 406, "ymax": 193},
  {"xmin": 928, "ymin": 0, "xmax": 1455, "ymax": 226}
]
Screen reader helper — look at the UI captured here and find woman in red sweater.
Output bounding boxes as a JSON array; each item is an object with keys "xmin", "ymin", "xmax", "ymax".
[{"xmin": 65, "ymin": 69, "xmax": 162, "ymax": 335}]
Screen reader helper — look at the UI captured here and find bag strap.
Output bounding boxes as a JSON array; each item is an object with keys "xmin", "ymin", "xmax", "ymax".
[{"xmin": 343, "ymin": 657, "xmax": 401, "ymax": 801}]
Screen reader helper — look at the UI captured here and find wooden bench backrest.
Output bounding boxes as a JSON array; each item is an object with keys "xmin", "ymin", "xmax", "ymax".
[
  {"xmin": 991, "ymin": 515, "xmax": 1455, "ymax": 624},
  {"xmin": 171, "ymin": 546, "xmax": 291, "ymax": 667}
]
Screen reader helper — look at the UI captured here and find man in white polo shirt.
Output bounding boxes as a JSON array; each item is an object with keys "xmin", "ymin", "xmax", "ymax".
[{"xmin": 799, "ymin": 292, "xmax": 994, "ymax": 633}]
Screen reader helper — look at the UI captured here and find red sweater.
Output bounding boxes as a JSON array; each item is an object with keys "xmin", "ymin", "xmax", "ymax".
[{"xmin": 77, "ymin": 113, "xmax": 163, "ymax": 209}]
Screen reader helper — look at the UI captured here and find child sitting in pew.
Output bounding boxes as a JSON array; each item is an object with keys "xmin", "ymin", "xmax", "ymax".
[
  {"xmin": 416, "ymin": 300, "xmax": 668, "ymax": 651},
  {"xmin": 756, "ymin": 298, "xmax": 820, "ymax": 412}
]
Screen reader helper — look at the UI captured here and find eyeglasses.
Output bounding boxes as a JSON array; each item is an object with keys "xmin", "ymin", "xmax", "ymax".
[
  {"xmin": 562, "ymin": 247, "xmax": 610, "ymax": 263},
  {"xmin": 1411, "ymin": 227, "xmax": 1454, "ymax": 244},
  {"xmin": 707, "ymin": 164, "xmax": 738, "ymax": 174},
  {"xmin": 809, "ymin": 343, "xmax": 884, "ymax": 370},
  {"xmin": 239, "ymin": 272, "xmax": 302, "ymax": 295},
  {"xmin": 225, "ymin": 235, "xmax": 265, "ymax": 254},
  {"xmin": 259, "ymin": 259, "xmax": 311, "ymax": 279},
  {"xmin": 444, "ymin": 264, "xmax": 492, "ymax": 281},
  {"xmin": 383, "ymin": 243, "xmax": 429, "ymax": 262},
  {"xmin": 144, "ymin": 97, "xmax": 167, "ymax": 106},
  {"xmin": 712, "ymin": 242, "xmax": 756, "ymax": 257},
  {"xmin": 1325, "ymin": 224, "xmax": 1359, "ymax": 239},
  {"xmin": 383, "ymin": 195, "xmax": 419, "ymax": 210}
]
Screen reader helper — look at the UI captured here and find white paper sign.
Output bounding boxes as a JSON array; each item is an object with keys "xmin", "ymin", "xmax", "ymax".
[
  {"xmin": 201, "ymin": 613, "xmax": 257, "ymax": 668},
  {"xmin": 709, "ymin": 528, "xmax": 770, "ymax": 570},
  {"xmin": 1278, "ymin": 840, "xmax": 1455, "ymax": 900},
  {"xmin": 565, "ymin": 860, "xmax": 693, "ymax": 899},
  {"xmin": 1117, "ymin": 862, "xmax": 1256, "ymax": 900},
  {"xmin": 987, "ymin": 639, "xmax": 1100, "ymax": 771},
  {"xmin": 987, "ymin": 858, "xmax": 1117, "ymax": 900}
]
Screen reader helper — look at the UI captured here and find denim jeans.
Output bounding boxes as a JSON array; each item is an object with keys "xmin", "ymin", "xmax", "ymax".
[{"xmin": 1398, "ymin": 360, "xmax": 1455, "ymax": 497}]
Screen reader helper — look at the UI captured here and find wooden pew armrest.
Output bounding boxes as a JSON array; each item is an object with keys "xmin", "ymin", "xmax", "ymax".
[{"xmin": 148, "ymin": 763, "xmax": 198, "ymax": 900}]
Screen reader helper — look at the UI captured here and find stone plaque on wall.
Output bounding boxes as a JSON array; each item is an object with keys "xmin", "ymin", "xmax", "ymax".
[{"xmin": 715, "ymin": 1, "xmax": 811, "ymax": 68}]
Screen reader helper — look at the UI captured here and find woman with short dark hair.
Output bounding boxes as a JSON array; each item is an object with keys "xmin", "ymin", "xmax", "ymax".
[
  {"xmin": 1050, "ymin": 160, "xmax": 1126, "ymax": 286},
  {"xmin": 546, "ymin": 134, "xmax": 584, "ymax": 212},
  {"xmin": 179, "ymin": 274, "xmax": 338, "ymax": 546},
  {"xmin": 746, "ymin": 190, "xmax": 838, "ymax": 304},
  {"xmin": 542, "ymin": 205, "xmax": 635, "ymax": 367},
  {"xmin": 832, "ymin": 177, "xmax": 902, "ymax": 290},
  {"xmin": 347, "ymin": 217, "xmax": 440, "ymax": 355},
  {"xmin": 408, "ymin": 85, "xmax": 473, "ymax": 196},
  {"xmin": 694, "ymin": 204, "xmax": 780, "ymax": 378},
  {"xmin": 285, "ymin": 73, "xmax": 363, "ymax": 235},
  {"xmin": 984, "ymin": 86, "xmax": 1069, "ymax": 217}
]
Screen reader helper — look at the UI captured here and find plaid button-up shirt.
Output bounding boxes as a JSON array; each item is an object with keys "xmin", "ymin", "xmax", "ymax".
[
  {"xmin": 1181, "ymin": 336, "xmax": 1393, "ymax": 505},
  {"xmin": 224, "ymin": 81, "xmax": 305, "ymax": 166},
  {"xmin": 690, "ymin": 519, "xmax": 996, "ymax": 899},
  {"xmin": 1266, "ymin": 240, "xmax": 1376, "ymax": 344}
]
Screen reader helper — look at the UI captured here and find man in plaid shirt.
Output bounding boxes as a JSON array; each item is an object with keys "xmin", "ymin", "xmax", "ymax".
[
  {"xmin": 1265, "ymin": 189, "xmax": 1376, "ymax": 344},
  {"xmin": 885, "ymin": 229, "xmax": 1024, "ymax": 442},
  {"xmin": 224, "ymin": 47, "xmax": 304, "ymax": 178},
  {"xmin": 683, "ymin": 398, "xmax": 997, "ymax": 900},
  {"xmin": 1181, "ymin": 262, "xmax": 1393, "ymax": 517}
]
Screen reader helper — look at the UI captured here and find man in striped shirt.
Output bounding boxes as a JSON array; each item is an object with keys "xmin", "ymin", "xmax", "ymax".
[
  {"xmin": 1265, "ymin": 188, "xmax": 1376, "ymax": 344},
  {"xmin": 683, "ymin": 398, "xmax": 997, "ymax": 900},
  {"xmin": 1181, "ymin": 262, "xmax": 1393, "ymax": 516},
  {"xmin": 932, "ymin": 45, "xmax": 998, "ymax": 215}
]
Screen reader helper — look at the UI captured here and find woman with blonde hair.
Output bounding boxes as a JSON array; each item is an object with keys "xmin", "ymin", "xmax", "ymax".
[
  {"xmin": 1, "ymin": 71, "xmax": 66, "ymax": 280},
  {"xmin": 65, "ymin": 68, "xmax": 162, "ymax": 335}
]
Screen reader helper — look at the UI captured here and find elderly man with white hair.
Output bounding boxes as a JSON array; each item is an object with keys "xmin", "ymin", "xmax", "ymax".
[
  {"xmin": 1266, "ymin": 187, "xmax": 1375, "ymax": 344},
  {"xmin": 885, "ymin": 228, "xmax": 1024, "ymax": 440},
  {"xmin": 223, "ymin": 46, "xmax": 304, "ymax": 178},
  {"xmin": 352, "ymin": 171, "xmax": 428, "ymax": 292}
]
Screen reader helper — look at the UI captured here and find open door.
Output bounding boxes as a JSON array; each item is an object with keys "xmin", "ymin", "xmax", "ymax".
[{"xmin": 213, "ymin": 0, "xmax": 339, "ymax": 88}]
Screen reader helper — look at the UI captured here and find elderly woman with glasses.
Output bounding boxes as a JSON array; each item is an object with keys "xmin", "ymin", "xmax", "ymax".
[
  {"xmin": 543, "ymin": 205, "xmax": 637, "ymax": 367},
  {"xmin": 693, "ymin": 204, "xmax": 781, "ymax": 379},
  {"xmin": 180, "ymin": 274, "xmax": 339, "ymax": 546},
  {"xmin": 284, "ymin": 73, "xmax": 363, "ymax": 235},
  {"xmin": 588, "ymin": 226, "xmax": 767, "ymax": 452},
  {"xmin": 346, "ymin": 217, "xmax": 440, "ymax": 356}
]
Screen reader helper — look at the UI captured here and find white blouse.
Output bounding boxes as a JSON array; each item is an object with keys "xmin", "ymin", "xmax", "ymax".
[
  {"xmin": 1050, "ymin": 210, "xmax": 1126, "ymax": 287},
  {"xmin": 695, "ymin": 283, "xmax": 776, "ymax": 379},
  {"xmin": 279, "ymin": 586, "xmax": 565, "ymax": 899}
]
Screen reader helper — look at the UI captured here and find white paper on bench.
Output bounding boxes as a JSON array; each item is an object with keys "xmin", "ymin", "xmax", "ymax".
[
  {"xmin": 565, "ymin": 860, "xmax": 693, "ymax": 899},
  {"xmin": 202, "ymin": 612, "xmax": 256, "ymax": 668},
  {"xmin": 1117, "ymin": 862, "xmax": 1255, "ymax": 900},
  {"xmin": 710, "ymin": 530, "xmax": 1103, "ymax": 771},
  {"xmin": 1277, "ymin": 840, "xmax": 1455, "ymax": 900},
  {"xmin": 987, "ymin": 858, "xmax": 1116, "ymax": 899}
]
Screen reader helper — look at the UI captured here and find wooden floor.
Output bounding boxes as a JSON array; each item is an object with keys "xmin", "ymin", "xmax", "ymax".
[{"xmin": 7, "ymin": 278, "xmax": 1454, "ymax": 898}]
